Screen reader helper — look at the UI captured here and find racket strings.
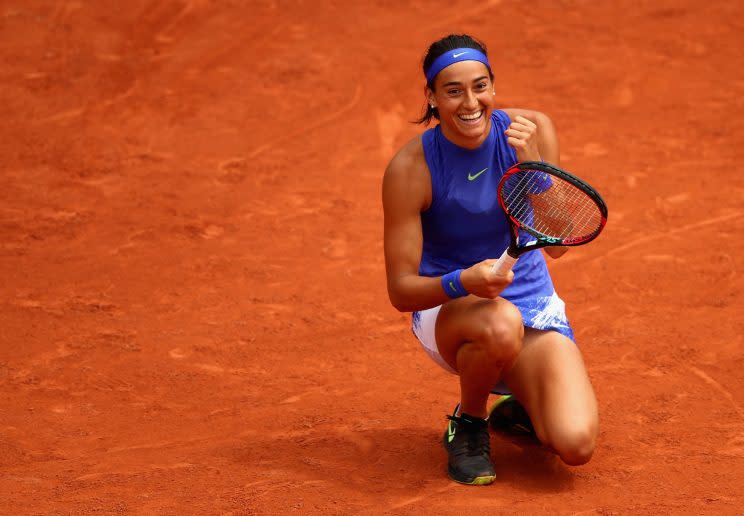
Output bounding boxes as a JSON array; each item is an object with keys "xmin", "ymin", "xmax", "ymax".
[{"xmin": 501, "ymin": 170, "xmax": 603, "ymax": 240}]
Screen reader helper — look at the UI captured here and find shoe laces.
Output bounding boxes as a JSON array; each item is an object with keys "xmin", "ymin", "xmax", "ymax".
[{"xmin": 447, "ymin": 413, "xmax": 491, "ymax": 457}]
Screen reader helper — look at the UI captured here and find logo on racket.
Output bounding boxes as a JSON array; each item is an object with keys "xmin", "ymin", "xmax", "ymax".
[{"xmin": 467, "ymin": 167, "xmax": 488, "ymax": 181}]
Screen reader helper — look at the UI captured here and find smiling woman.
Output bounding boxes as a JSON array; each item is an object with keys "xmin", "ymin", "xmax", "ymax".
[{"xmin": 382, "ymin": 34, "xmax": 598, "ymax": 486}]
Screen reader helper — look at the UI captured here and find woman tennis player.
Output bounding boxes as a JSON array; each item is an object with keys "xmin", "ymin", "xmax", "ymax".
[{"xmin": 382, "ymin": 34, "xmax": 598, "ymax": 485}]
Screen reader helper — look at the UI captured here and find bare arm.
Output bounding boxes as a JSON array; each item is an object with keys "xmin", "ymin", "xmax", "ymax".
[{"xmin": 382, "ymin": 141, "xmax": 450, "ymax": 312}]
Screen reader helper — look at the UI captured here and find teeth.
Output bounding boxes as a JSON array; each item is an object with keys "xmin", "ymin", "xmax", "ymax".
[{"xmin": 459, "ymin": 110, "xmax": 482, "ymax": 121}]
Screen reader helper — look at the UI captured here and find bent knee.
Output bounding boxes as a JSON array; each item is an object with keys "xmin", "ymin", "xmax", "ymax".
[
  {"xmin": 549, "ymin": 426, "xmax": 597, "ymax": 466},
  {"xmin": 472, "ymin": 301, "xmax": 523, "ymax": 359}
]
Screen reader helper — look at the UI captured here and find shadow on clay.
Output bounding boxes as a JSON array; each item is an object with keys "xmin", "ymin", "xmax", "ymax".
[
  {"xmin": 491, "ymin": 434, "xmax": 576, "ymax": 493},
  {"xmin": 223, "ymin": 425, "xmax": 574, "ymax": 494},
  {"xmin": 224, "ymin": 426, "xmax": 439, "ymax": 491}
]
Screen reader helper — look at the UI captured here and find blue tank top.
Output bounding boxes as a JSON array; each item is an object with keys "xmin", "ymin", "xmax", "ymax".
[{"xmin": 419, "ymin": 110, "xmax": 555, "ymax": 303}]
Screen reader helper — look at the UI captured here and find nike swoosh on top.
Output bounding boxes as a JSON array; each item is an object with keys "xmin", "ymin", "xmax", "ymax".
[
  {"xmin": 453, "ymin": 51, "xmax": 467, "ymax": 58},
  {"xmin": 468, "ymin": 168, "xmax": 489, "ymax": 181},
  {"xmin": 448, "ymin": 421, "xmax": 456, "ymax": 442}
]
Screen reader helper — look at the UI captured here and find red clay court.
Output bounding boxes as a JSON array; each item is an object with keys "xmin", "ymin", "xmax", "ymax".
[{"xmin": 1, "ymin": 1, "xmax": 742, "ymax": 513}]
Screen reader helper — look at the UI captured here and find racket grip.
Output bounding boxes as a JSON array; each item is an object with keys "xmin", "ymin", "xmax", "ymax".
[{"xmin": 490, "ymin": 248, "xmax": 517, "ymax": 276}]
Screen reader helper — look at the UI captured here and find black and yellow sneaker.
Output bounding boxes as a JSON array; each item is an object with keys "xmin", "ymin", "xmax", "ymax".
[
  {"xmin": 488, "ymin": 395, "xmax": 536, "ymax": 438},
  {"xmin": 443, "ymin": 405, "xmax": 496, "ymax": 485}
]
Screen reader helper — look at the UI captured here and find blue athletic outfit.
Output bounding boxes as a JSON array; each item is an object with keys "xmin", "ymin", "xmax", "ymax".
[{"xmin": 413, "ymin": 110, "xmax": 574, "ymax": 340}]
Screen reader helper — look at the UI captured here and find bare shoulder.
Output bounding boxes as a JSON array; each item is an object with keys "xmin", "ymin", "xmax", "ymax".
[
  {"xmin": 383, "ymin": 135, "xmax": 431, "ymax": 211},
  {"xmin": 385, "ymin": 135, "xmax": 426, "ymax": 179}
]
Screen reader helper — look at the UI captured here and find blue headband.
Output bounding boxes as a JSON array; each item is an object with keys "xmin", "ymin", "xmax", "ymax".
[{"xmin": 425, "ymin": 47, "xmax": 491, "ymax": 85}]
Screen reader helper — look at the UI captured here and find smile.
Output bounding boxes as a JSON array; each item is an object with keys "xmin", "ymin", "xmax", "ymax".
[{"xmin": 457, "ymin": 110, "xmax": 483, "ymax": 124}]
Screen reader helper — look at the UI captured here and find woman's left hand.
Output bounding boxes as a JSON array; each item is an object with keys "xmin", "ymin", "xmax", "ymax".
[{"xmin": 505, "ymin": 115, "xmax": 541, "ymax": 162}]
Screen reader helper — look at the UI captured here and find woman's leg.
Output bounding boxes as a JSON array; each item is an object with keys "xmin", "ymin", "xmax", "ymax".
[
  {"xmin": 434, "ymin": 296, "xmax": 524, "ymax": 484},
  {"xmin": 502, "ymin": 328, "xmax": 599, "ymax": 465},
  {"xmin": 435, "ymin": 296, "xmax": 524, "ymax": 418}
]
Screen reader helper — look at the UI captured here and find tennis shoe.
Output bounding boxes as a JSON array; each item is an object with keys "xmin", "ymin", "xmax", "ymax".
[
  {"xmin": 488, "ymin": 395, "xmax": 536, "ymax": 438},
  {"xmin": 443, "ymin": 405, "xmax": 496, "ymax": 485}
]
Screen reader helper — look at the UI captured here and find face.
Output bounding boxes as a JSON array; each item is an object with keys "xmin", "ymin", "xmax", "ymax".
[{"xmin": 427, "ymin": 60, "xmax": 495, "ymax": 147}]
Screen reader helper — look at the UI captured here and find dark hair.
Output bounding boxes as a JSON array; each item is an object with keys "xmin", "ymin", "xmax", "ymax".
[{"xmin": 415, "ymin": 34, "xmax": 492, "ymax": 125}]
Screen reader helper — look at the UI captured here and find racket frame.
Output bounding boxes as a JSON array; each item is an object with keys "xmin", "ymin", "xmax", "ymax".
[{"xmin": 498, "ymin": 161, "xmax": 608, "ymax": 259}]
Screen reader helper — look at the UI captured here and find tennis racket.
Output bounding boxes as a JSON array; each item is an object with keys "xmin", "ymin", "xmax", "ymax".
[{"xmin": 490, "ymin": 161, "xmax": 608, "ymax": 276}]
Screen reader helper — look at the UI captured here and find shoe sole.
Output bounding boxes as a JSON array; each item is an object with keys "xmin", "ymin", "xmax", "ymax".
[
  {"xmin": 447, "ymin": 466, "xmax": 496, "ymax": 485},
  {"xmin": 487, "ymin": 394, "xmax": 513, "ymax": 417}
]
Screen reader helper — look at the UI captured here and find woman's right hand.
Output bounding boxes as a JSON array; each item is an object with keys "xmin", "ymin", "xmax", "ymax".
[{"xmin": 460, "ymin": 259, "xmax": 514, "ymax": 299}]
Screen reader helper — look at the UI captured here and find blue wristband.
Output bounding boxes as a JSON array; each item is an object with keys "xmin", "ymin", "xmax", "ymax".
[{"xmin": 441, "ymin": 269, "xmax": 469, "ymax": 299}]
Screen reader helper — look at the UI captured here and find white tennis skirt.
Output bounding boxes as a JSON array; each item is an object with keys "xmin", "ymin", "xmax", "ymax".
[{"xmin": 411, "ymin": 290, "xmax": 574, "ymax": 377}]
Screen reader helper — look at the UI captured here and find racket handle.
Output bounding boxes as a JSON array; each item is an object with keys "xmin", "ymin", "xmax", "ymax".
[{"xmin": 491, "ymin": 248, "xmax": 517, "ymax": 276}]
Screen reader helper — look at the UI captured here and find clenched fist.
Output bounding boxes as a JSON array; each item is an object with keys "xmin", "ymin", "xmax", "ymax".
[{"xmin": 505, "ymin": 115, "xmax": 541, "ymax": 162}]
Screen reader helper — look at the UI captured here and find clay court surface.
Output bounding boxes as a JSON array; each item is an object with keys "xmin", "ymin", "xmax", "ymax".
[{"xmin": 1, "ymin": 0, "xmax": 743, "ymax": 513}]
